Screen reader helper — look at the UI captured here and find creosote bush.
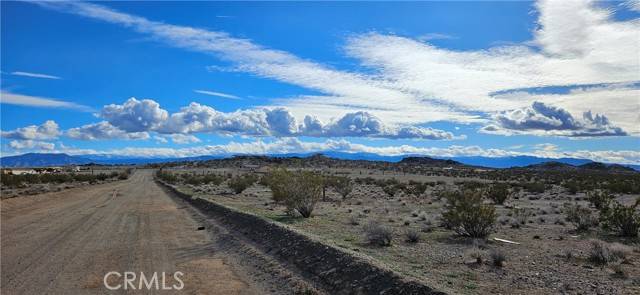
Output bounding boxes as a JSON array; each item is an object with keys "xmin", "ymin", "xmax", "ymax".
[
  {"xmin": 331, "ymin": 176, "xmax": 353, "ymax": 199},
  {"xmin": 441, "ymin": 190, "xmax": 496, "ymax": 238},
  {"xmin": 599, "ymin": 198, "xmax": 640, "ymax": 237},
  {"xmin": 486, "ymin": 183, "xmax": 511, "ymax": 205},
  {"xmin": 363, "ymin": 220, "xmax": 393, "ymax": 246},
  {"xmin": 228, "ymin": 174, "xmax": 258, "ymax": 194},
  {"xmin": 564, "ymin": 203, "xmax": 598, "ymax": 231},
  {"xmin": 267, "ymin": 169, "xmax": 323, "ymax": 218},
  {"xmin": 587, "ymin": 190, "xmax": 614, "ymax": 210}
]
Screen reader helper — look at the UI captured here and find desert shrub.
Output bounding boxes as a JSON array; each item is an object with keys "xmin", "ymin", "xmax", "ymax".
[
  {"xmin": 490, "ymin": 249, "xmax": 506, "ymax": 267},
  {"xmin": 563, "ymin": 180, "xmax": 580, "ymax": 194},
  {"xmin": 267, "ymin": 169, "xmax": 323, "ymax": 218},
  {"xmin": 519, "ymin": 182, "xmax": 547, "ymax": 194},
  {"xmin": 382, "ymin": 184, "xmax": 399, "ymax": 197},
  {"xmin": 465, "ymin": 247, "xmax": 485, "ymax": 264},
  {"xmin": 589, "ymin": 240, "xmax": 631, "ymax": 264},
  {"xmin": 486, "ymin": 183, "xmax": 510, "ymax": 205},
  {"xmin": 95, "ymin": 173, "xmax": 109, "ymax": 181},
  {"xmin": 405, "ymin": 228, "xmax": 421, "ymax": 243},
  {"xmin": 363, "ymin": 220, "xmax": 393, "ymax": 246},
  {"xmin": 587, "ymin": 190, "xmax": 614, "ymax": 210},
  {"xmin": 564, "ymin": 203, "xmax": 598, "ymax": 231},
  {"xmin": 202, "ymin": 174, "xmax": 225, "ymax": 185},
  {"xmin": 332, "ymin": 176, "xmax": 353, "ymax": 199},
  {"xmin": 599, "ymin": 198, "xmax": 640, "ymax": 237},
  {"xmin": 441, "ymin": 190, "xmax": 496, "ymax": 238},
  {"xmin": 117, "ymin": 168, "xmax": 133, "ymax": 180},
  {"xmin": 155, "ymin": 170, "xmax": 178, "ymax": 183},
  {"xmin": 405, "ymin": 180, "xmax": 428, "ymax": 196},
  {"xmin": 228, "ymin": 174, "xmax": 257, "ymax": 194}
]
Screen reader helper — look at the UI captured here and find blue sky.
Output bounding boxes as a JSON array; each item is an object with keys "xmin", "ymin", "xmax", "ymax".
[{"xmin": 1, "ymin": 1, "xmax": 639, "ymax": 164}]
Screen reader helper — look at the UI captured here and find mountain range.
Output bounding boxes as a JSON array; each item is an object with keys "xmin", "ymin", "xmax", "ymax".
[{"xmin": 1, "ymin": 152, "xmax": 639, "ymax": 171}]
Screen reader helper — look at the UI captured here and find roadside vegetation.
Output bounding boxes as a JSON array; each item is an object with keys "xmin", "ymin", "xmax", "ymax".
[{"xmin": 1, "ymin": 168, "xmax": 132, "ymax": 188}]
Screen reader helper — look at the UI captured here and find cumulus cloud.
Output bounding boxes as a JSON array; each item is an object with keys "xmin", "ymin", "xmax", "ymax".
[
  {"xmin": 100, "ymin": 98, "xmax": 168, "ymax": 132},
  {"xmin": 1, "ymin": 120, "xmax": 61, "ymax": 140},
  {"xmin": 66, "ymin": 121, "xmax": 150, "ymax": 140},
  {"xmin": 8, "ymin": 140, "xmax": 55, "ymax": 150},
  {"xmin": 99, "ymin": 99, "xmax": 459, "ymax": 140},
  {"xmin": 481, "ymin": 102, "xmax": 627, "ymax": 137}
]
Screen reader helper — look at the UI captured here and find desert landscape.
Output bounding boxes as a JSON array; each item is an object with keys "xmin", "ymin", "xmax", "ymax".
[
  {"xmin": 2, "ymin": 1, "xmax": 639, "ymax": 294},
  {"xmin": 152, "ymin": 155, "xmax": 640, "ymax": 294}
]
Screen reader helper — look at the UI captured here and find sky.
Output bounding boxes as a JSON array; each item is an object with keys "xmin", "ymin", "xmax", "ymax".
[{"xmin": 1, "ymin": 0, "xmax": 639, "ymax": 164}]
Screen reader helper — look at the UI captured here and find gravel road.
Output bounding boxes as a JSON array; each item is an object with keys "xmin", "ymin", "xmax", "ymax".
[{"xmin": 1, "ymin": 170, "xmax": 272, "ymax": 294}]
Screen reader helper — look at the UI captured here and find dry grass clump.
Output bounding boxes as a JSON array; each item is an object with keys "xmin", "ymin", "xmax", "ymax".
[
  {"xmin": 490, "ymin": 249, "xmax": 506, "ymax": 267},
  {"xmin": 589, "ymin": 240, "xmax": 631, "ymax": 265},
  {"xmin": 564, "ymin": 203, "xmax": 599, "ymax": 231},
  {"xmin": 363, "ymin": 220, "xmax": 393, "ymax": 246},
  {"xmin": 405, "ymin": 228, "xmax": 421, "ymax": 243}
]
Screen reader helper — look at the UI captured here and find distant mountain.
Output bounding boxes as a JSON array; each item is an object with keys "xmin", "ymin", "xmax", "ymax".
[
  {"xmin": 447, "ymin": 155, "xmax": 593, "ymax": 168},
  {"xmin": 1, "ymin": 152, "xmax": 638, "ymax": 171},
  {"xmin": 0, "ymin": 153, "xmax": 94, "ymax": 167},
  {"xmin": 522, "ymin": 161, "xmax": 578, "ymax": 171},
  {"xmin": 400, "ymin": 156, "xmax": 462, "ymax": 167},
  {"xmin": 578, "ymin": 162, "xmax": 637, "ymax": 172}
]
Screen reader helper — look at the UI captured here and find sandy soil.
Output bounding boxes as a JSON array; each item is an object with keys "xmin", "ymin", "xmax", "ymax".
[{"xmin": 1, "ymin": 170, "xmax": 268, "ymax": 294}]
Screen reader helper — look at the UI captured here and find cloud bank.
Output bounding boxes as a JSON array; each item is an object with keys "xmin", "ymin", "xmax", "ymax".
[{"xmin": 481, "ymin": 102, "xmax": 627, "ymax": 137}]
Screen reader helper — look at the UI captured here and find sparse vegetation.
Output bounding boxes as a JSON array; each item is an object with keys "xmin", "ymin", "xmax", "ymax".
[
  {"xmin": 587, "ymin": 190, "xmax": 614, "ymax": 210},
  {"xmin": 228, "ymin": 174, "xmax": 258, "ymax": 194},
  {"xmin": 564, "ymin": 203, "xmax": 599, "ymax": 231},
  {"xmin": 599, "ymin": 198, "xmax": 640, "ymax": 237},
  {"xmin": 441, "ymin": 190, "xmax": 496, "ymax": 238},
  {"xmin": 363, "ymin": 220, "xmax": 393, "ymax": 246},
  {"xmin": 490, "ymin": 249, "xmax": 506, "ymax": 267},
  {"xmin": 589, "ymin": 240, "xmax": 631, "ymax": 265},
  {"xmin": 331, "ymin": 176, "xmax": 353, "ymax": 199},
  {"xmin": 267, "ymin": 169, "xmax": 323, "ymax": 218},
  {"xmin": 405, "ymin": 228, "xmax": 420, "ymax": 243},
  {"xmin": 486, "ymin": 183, "xmax": 510, "ymax": 205}
]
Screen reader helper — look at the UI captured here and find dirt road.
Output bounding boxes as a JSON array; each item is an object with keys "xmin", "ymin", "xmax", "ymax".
[{"xmin": 1, "ymin": 170, "xmax": 267, "ymax": 294}]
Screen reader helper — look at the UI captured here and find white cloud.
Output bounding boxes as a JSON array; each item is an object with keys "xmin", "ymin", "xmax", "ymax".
[
  {"xmin": 101, "ymin": 99, "xmax": 460, "ymax": 140},
  {"xmin": 194, "ymin": 89, "xmax": 240, "ymax": 99},
  {"xmin": 65, "ymin": 121, "xmax": 150, "ymax": 140},
  {"xmin": 1, "ymin": 120, "xmax": 61, "ymax": 140},
  {"xmin": 534, "ymin": 143, "xmax": 558, "ymax": 152},
  {"xmin": 100, "ymin": 97, "xmax": 168, "ymax": 132},
  {"xmin": 480, "ymin": 101, "xmax": 627, "ymax": 137},
  {"xmin": 31, "ymin": 0, "xmax": 640, "ymax": 139},
  {"xmin": 0, "ymin": 91, "xmax": 94, "ymax": 112},
  {"xmin": 8, "ymin": 140, "xmax": 55, "ymax": 150},
  {"xmin": 155, "ymin": 134, "xmax": 201, "ymax": 144},
  {"xmin": 10, "ymin": 71, "xmax": 61, "ymax": 80}
]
